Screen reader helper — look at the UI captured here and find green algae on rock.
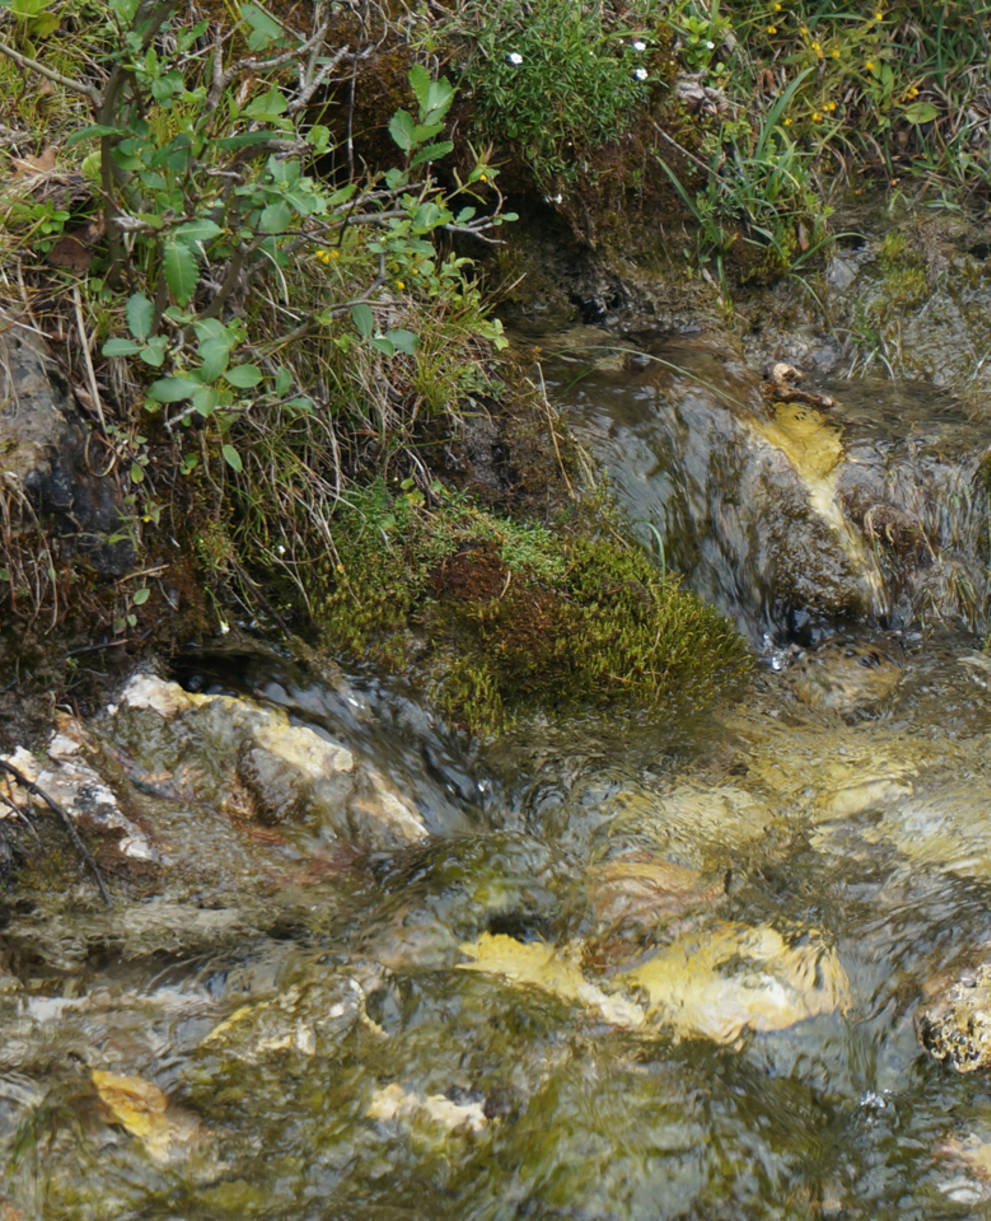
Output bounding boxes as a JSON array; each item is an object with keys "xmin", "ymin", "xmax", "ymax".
[{"xmin": 314, "ymin": 483, "xmax": 752, "ymax": 735}]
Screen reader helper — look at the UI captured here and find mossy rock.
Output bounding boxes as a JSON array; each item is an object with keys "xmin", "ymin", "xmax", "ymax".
[{"xmin": 314, "ymin": 484, "xmax": 751, "ymax": 735}]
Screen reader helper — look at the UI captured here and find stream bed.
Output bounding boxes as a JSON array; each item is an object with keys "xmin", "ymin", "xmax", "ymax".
[{"xmin": 2, "ymin": 357, "xmax": 991, "ymax": 1219}]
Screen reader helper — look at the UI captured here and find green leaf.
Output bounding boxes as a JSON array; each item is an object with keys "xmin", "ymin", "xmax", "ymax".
[
  {"xmin": 384, "ymin": 328, "xmax": 418, "ymax": 355},
  {"xmin": 307, "ymin": 124, "xmax": 331, "ymax": 153},
  {"xmin": 198, "ymin": 338, "xmax": 231, "ymax": 383},
  {"xmin": 408, "ymin": 64, "xmax": 432, "ymax": 111},
  {"xmin": 163, "ymin": 240, "xmax": 198, "ymax": 305},
  {"xmin": 241, "ymin": 2, "xmax": 284, "ymax": 51},
  {"xmin": 351, "ymin": 302, "xmax": 374, "ymax": 339},
  {"xmin": 274, "ymin": 367, "xmax": 292, "ymax": 395},
  {"xmin": 224, "ymin": 363, "xmax": 262, "ymax": 388},
  {"xmin": 173, "ymin": 218, "xmax": 223, "ymax": 243},
  {"xmin": 412, "ymin": 201, "xmax": 448, "ymax": 233},
  {"xmin": 131, "ymin": 586, "xmax": 150, "ymax": 606},
  {"xmin": 102, "ymin": 337, "xmax": 143, "ymax": 357},
  {"xmin": 66, "ymin": 124, "xmax": 121, "ymax": 146},
  {"xmin": 140, "ymin": 337, "xmax": 167, "ymax": 368},
  {"xmin": 411, "ymin": 140, "xmax": 454, "ymax": 168},
  {"xmin": 193, "ymin": 385, "xmax": 219, "ymax": 417},
  {"xmin": 388, "ymin": 109, "xmax": 416, "ymax": 153},
  {"xmin": 424, "ymin": 77, "xmax": 454, "ymax": 120},
  {"xmin": 371, "ymin": 335, "xmax": 395, "ymax": 356},
  {"xmin": 328, "ymin": 182, "xmax": 358, "ymax": 207},
  {"xmin": 125, "ymin": 292, "xmax": 155, "ymax": 341},
  {"xmin": 902, "ymin": 101, "xmax": 940, "ymax": 124},
  {"xmin": 221, "ymin": 443, "xmax": 243, "ymax": 472},
  {"xmin": 244, "ymin": 85, "xmax": 288, "ymax": 118},
  {"xmin": 259, "ymin": 200, "xmax": 292, "ymax": 233},
  {"xmin": 147, "ymin": 376, "xmax": 202, "ymax": 403}
]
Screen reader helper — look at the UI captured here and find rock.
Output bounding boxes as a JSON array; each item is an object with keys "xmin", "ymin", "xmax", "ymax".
[
  {"xmin": 559, "ymin": 330, "xmax": 991, "ymax": 641},
  {"xmin": 788, "ymin": 636, "xmax": 903, "ymax": 717},
  {"xmin": 457, "ymin": 932, "xmax": 646, "ymax": 1029},
  {"xmin": 917, "ymin": 958, "xmax": 991, "ymax": 1072},
  {"xmin": 366, "ymin": 1082, "xmax": 489, "ymax": 1138},
  {"xmin": 620, "ymin": 921, "xmax": 851, "ymax": 1045},
  {"xmin": 0, "ymin": 308, "xmax": 132, "ymax": 573},
  {"xmin": 112, "ymin": 672, "xmax": 428, "ymax": 851},
  {"xmin": 1, "ymin": 725, "xmax": 159, "ymax": 863}
]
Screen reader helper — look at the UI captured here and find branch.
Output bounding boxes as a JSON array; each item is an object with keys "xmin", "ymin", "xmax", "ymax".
[
  {"xmin": 0, "ymin": 38, "xmax": 100, "ymax": 105},
  {"xmin": 0, "ymin": 758, "xmax": 112, "ymax": 906}
]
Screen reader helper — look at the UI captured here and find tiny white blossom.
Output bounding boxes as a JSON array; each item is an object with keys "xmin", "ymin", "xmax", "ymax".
[
  {"xmin": 633, "ymin": 66, "xmax": 648, "ymax": 81},
  {"xmin": 705, "ymin": 39, "xmax": 715, "ymax": 49},
  {"xmin": 506, "ymin": 51, "xmax": 523, "ymax": 66},
  {"xmin": 632, "ymin": 39, "xmax": 647, "ymax": 52}
]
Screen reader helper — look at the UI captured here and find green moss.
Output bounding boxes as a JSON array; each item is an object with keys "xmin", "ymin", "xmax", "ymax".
[
  {"xmin": 314, "ymin": 483, "xmax": 751, "ymax": 736},
  {"xmin": 878, "ymin": 231, "xmax": 930, "ymax": 309}
]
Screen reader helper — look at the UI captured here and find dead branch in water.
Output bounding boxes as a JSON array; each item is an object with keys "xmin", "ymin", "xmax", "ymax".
[{"xmin": 0, "ymin": 758, "xmax": 112, "ymax": 907}]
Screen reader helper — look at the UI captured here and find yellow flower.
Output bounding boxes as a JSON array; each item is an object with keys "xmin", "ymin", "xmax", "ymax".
[
  {"xmin": 865, "ymin": 60, "xmax": 875, "ymax": 71},
  {"xmin": 831, "ymin": 48, "xmax": 840, "ymax": 57},
  {"xmin": 812, "ymin": 111, "xmax": 823, "ymax": 121},
  {"xmin": 782, "ymin": 116, "xmax": 791, "ymax": 126},
  {"xmin": 800, "ymin": 25, "xmax": 809, "ymax": 35},
  {"xmin": 316, "ymin": 249, "xmax": 330, "ymax": 264},
  {"xmin": 479, "ymin": 172, "xmax": 488, "ymax": 182},
  {"xmin": 774, "ymin": 1, "xmax": 782, "ymax": 8},
  {"xmin": 767, "ymin": 24, "xmax": 777, "ymax": 34},
  {"xmin": 396, "ymin": 280, "xmax": 406, "ymax": 290},
  {"xmin": 874, "ymin": 10, "xmax": 883, "ymax": 19},
  {"xmin": 825, "ymin": 100, "xmax": 837, "ymax": 111}
]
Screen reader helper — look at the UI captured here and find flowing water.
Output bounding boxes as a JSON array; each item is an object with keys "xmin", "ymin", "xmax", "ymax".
[{"xmin": 2, "ymin": 351, "xmax": 991, "ymax": 1219}]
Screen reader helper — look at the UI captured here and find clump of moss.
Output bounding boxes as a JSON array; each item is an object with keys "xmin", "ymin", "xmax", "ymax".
[
  {"xmin": 315, "ymin": 482, "xmax": 751, "ymax": 735},
  {"xmin": 878, "ymin": 232, "xmax": 930, "ymax": 310}
]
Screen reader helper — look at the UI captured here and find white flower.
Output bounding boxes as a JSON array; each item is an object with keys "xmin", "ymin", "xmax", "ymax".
[
  {"xmin": 633, "ymin": 66, "xmax": 648, "ymax": 81},
  {"xmin": 632, "ymin": 39, "xmax": 647, "ymax": 53},
  {"xmin": 506, "ymin": 51, "xmax": 523, "ymax": 66},
  {"xmin": 705, "ymin": 39, "xmax": 715, "ymax": 49}
]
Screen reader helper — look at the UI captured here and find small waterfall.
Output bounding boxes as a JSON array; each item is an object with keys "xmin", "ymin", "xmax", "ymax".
[{"xmin": 545, "ymin": 332, "xmax": 991, "ymax": 644}]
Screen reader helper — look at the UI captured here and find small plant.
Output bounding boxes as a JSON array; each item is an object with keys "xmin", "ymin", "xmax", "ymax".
[
  {"xmin": 443, "ymin": 0, "xmax": 662, "ymax": 187},
  {"xmin": 317, "ymin": 481, "xmax": 751, "ymax": 734}
]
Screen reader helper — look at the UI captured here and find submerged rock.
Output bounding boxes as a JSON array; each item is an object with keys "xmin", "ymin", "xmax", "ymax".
[
  {"xmin": 917, "ymin": 958, "xmax": 991, "ymax": 1073},
  {"xmin": 553, "ymin": 332, "xmax": 991, "ymax": 642},
  {"xmin": 457, "ymin": 920, "xmax": 849, "ymax": 1047},
  {"xmin": 620, "ymin": 921, "xmax": 850, "ymax": 1046}
]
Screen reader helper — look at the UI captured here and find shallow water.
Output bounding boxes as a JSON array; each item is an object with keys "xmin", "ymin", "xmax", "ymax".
[
  {"xmin": 3, "ymin": 349, "xmax": 991, "ymax": 1217},
  {"xmin": 3, "ymin": 627, "xmax": 991, "ymax": 1219}
]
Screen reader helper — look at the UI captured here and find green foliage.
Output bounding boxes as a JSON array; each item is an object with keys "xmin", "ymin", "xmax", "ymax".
[
  {"xmin": 656, "ymin": 0, "xmax": 991, "ymax": 280},
  {"xmin": 443, "ymin": 0, "xmax": 662, "ymax": 187},
  {"xmin": 318, "ymin": 482, "xmax": 752, "ymax": 735}
]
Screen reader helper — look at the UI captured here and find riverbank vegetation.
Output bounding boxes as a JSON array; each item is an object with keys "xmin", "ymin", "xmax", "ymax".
[{"xmin": 1, "ymin": 0, "xmax": 987, "ymax": 729}]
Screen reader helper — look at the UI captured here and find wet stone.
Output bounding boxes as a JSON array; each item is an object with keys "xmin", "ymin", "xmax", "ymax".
[{"xmin": 917, "ymin": 958, "xmax": 991, "ymax": 1073}]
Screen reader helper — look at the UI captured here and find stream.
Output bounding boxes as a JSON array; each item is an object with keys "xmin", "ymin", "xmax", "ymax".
[{"xmin": 2, "ymin": 350, "xmax": 991, "ymax": 1219}]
